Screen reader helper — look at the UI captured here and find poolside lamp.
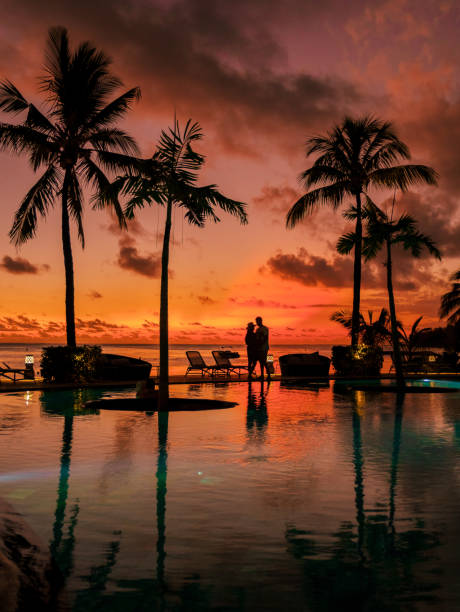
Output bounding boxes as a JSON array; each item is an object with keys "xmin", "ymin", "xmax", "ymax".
[{"xmin": 24, "ymin": 354, "xmax": 35, "ymax": 379}]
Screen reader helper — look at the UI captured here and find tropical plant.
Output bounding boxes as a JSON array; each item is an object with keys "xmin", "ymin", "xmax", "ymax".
[
  {"xmin": 115, "ymin": 119, "xmax": 247, "ymax": 407},
  {"xmin": 440, "ymin": 270, "xmax": 460, "ymax": 324},
  {"xmin": 397, "ymin": 316, "xmax": 432, "ymax": 360},
  {"xmin": 286, "ymin": 116, "xmax": 438, "ymax": 347},
  {"xmin": 0, "ymin": 27, "xmax": 140, "ymax": 346},
  {"xmin": 338, "ymin": 203, "xmax": 440, "ymax": 387},
  {"xmin": 330, "ymin": 308, "xmax": 391, "ymax": 348}
]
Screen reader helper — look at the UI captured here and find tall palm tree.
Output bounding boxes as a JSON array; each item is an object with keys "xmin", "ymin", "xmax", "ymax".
[
  {"xmin": 339, "ymin": 203, "xmax": 440, "ymax": 386},
  {"xmin": 440, "ymin": 270, "xmax": 460, "ymax": 324},
  {"xmin": 0, "ymin": 27, "xmax": 140, "ymax": 346},
  {"xmin": 286, "ymin": 116, "xmax": 437, "ymax": 347},
  {"xmin": 116, "ymin": 119, "xmax": 247, "ymax": 407}
]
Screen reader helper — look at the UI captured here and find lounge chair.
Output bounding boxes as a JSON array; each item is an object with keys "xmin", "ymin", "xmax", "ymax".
[
  {"xmin": 212, "ymin": 350, "xmax": 249, "ymax": 377},
  {"xmin": 185, "ymin": 351, "xmax": 224, "ymax": 377},
  {"xmin": 0, "ymin": 362, "xmax": 29, "ymax": 383}
]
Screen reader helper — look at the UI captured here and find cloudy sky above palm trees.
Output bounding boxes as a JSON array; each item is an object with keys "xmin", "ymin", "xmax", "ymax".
[{"xmin": 0, "ymin": 0, "xmax": 459, "ymax": 343}]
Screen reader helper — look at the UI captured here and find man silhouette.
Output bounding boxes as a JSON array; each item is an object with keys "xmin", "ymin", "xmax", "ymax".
[{"xmin": 255, "ymin": 316, "xmax": 270, "ymax": 381}]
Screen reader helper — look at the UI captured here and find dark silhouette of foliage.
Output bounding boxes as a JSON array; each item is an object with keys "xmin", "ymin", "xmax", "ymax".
[
  {"xmin": 287, "ymin": 116, "xmax": 437, "ymax": 347},
  {"xmin": 440, "ymin": 270, "xmax": 460, "ymax": 325},
  {"xmin": 331, "ymin": 308, "xmax": 391, "ymax": 348},
  {"xmin": 0, "ymin": 27, "xmax": 140, "ymax": 346}
]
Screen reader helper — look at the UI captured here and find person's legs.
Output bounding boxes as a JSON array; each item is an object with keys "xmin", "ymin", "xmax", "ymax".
[
  {"xmin": 264, "ymin": 352, "xmax": 271, "ymax": 380},
  {"xmin": 257, "ymin": 353, "xmax": 265, "ymax": 380}
]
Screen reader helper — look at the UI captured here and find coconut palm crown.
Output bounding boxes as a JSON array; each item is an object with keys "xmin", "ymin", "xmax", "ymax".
[
  {"xmin": 115, "ymin": 119, "xmax": 247, "ymax": 407},
  {"xmin": 286, "ymin": 116, "xmax": 438, "ymax": 347},
  {"xmin": 0, "ymin": 27, "xmax": 140, "ymax": 346}
]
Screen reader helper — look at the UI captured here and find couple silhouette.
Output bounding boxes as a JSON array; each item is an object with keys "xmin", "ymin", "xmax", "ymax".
[{"xmin": 245, "ymin": 316, "xmax": 271, "ymax": 381}]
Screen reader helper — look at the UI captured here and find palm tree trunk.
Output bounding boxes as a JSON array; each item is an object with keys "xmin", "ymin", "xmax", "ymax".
[
  {"xmin": 159, "ymin": 197, "xmax": 172, "ymax": 408},
  {"xmin": 386, "ymin": 238, "xmax": 405, "ymax": 388},
  {"xmin": 351, "ymin": 193, "xmax": 363, "ymax": 348},
  {"xmin": 61, "ymin": 171, "xmax": 76, "ymax": 348}
]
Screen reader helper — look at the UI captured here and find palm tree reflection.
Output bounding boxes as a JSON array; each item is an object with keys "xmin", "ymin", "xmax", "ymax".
[
  {"xmin": 156, "ymin": 411, "xmax": 169, "ymax": 591},
  {"xmin": 286, "ymin": 391, "xmax": 442, "ymax": 609}
]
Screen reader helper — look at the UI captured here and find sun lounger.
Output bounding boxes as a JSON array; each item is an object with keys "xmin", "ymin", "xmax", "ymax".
[
  {"xmin": 212, "ymin": 350, "xmax": 249, "ymax": 377},
  {"xmin": 0, "ymin": 362, "xmax": 29, "ymax": 383},
  {"xmin": 185, "ymin": 351, "xmax": 224, "ymax": 377}
]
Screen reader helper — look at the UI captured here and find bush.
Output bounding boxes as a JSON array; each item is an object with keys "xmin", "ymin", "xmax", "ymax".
[
  {"xmin": 332, "ymin": 344, "xmax": 383, "ymax": 377},
  {"xmin": 40, "ymin": 345, "xmax": 102, "ymax": 383}
]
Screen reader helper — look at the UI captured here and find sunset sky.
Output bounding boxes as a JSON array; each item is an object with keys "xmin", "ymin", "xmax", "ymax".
[{"xmin": 0, "ymin": 0, "xmax": 459, "ymax": 344}]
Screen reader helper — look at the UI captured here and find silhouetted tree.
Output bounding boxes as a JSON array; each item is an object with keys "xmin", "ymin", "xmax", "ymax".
[
  {"xmin": 338, "ymin": 203, "xmax": 440, "ymax": 387},
  {"xmin": 286, "ymin": 116, "xmax": 437, "ymax": 347},
  {"xmin": 116, "ymin": 120, "xmax": 247, "ymax": 407},
  {"xmin": 0, "ymin": 27, "xmax": 139, "ymax": 346}
]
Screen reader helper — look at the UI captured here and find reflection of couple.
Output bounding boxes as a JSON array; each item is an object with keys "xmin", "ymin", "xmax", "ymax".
[{"xmin": 245, "ymin": 316, "xmax": 271, "ymax": 381}]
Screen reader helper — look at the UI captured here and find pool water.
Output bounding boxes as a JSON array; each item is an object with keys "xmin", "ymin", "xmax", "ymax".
[{"xmin": 1, "ymin": 381, "xmax": 460, "ymax": 610}]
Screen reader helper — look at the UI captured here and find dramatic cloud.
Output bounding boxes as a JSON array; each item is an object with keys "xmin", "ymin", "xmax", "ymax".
[
  {"xmin": 264, "ymin": 248, "xmax": 356, "ymax": 288},
  {"xmin": 117, "ymin": 236, "xmax": 162, "ymax": 278},
  {"xmin": 0, "ymin": 256, "xmax": 49, "ymax": 275}
]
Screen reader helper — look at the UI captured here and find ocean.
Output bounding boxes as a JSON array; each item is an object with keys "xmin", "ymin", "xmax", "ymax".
[{"xmin": 0, "ymin": 343, "xmax": 335, "ymax": 376}]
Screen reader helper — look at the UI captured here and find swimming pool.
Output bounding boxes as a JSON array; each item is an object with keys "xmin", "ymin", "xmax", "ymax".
[{"xmin": 1, "ymin": 381, "xmax": 460, "ymax": 610}]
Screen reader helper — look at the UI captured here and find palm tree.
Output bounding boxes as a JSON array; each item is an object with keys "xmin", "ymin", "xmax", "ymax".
[
  {"xmin": 330, "ymin": 308, "xmax": 391, "ymax": 348},
  {"xmin": 286, "ymin": 116, "xmax": 437, "ymax": 347},
  {"xmin": 0, "ymin": 27, "xmax": 140, "ymax": 346},
  {"xmin": 116, "ymin": 119, "xmax": 247, "ymax": 407},
  {"xmin": 339, "ymin": 203, "xmax": 440, "ymax": 387},
  {"xmin": 440, "ymin": 270, "xmax": 460, "ymax": 324}
]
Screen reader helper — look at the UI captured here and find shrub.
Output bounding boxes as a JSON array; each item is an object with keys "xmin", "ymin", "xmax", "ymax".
[
  {"xmin": 332, "ymin": 344, "xmax": 383, "ymax": 377},
  {"xmin": 40, "ymin": 345, "xmax": 102, "ymax": 383}
]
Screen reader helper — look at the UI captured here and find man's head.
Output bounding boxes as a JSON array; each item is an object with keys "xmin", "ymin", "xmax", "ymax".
[{"xmin": 255, "ymin": 316, "xmax": 262, "ymax": 326}]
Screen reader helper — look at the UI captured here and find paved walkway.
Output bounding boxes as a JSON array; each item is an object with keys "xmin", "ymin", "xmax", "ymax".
[{"xmin": 0, "ymin": 371, "xmax": 459, "ymax": 393}]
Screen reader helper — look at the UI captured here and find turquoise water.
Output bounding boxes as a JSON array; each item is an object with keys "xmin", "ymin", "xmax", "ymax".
[{"xmin": 1, "ymin": 381, "xmax": 460, "ymax": 610}]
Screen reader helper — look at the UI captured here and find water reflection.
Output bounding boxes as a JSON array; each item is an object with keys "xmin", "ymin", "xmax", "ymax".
[
  {"xmin": 246, "ymin": 381, "xmax": 269, "ymax": 444},
  {"xmin": 2, "ymin": 383, "xmax": 456, "ymax": 609},
  {"xmin": 286, "ymin": 391, "xmax": 442, "ymax": 609}
]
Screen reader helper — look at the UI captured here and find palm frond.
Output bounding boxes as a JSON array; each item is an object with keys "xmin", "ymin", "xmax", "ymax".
[
  {"xmin": 80, "ymin": 158, "xmax": 126, "ymax": 228},
  {"xmin": 84, "ymin": 87, "xmax": 141, "ymax": 134},
  {"xmin": 300, "ymin": 165, "xmax": 346, "ymax": 188},
  {"xmin": 0, "ymin": 123, "xmax": 53, "ymax": 160},
  {"xmin": 95, "ymin": 149, "xmax": 141, "ymax": 174},
  {"xmin": 286, "ymin": 181, "xmax": 349, "ymax": 228},
  {"xmin": 369, "ymin": 164, "xmax": 438, "ymax": 190},
  {"xmin": 89, "ymin": 128, "xmax": 139, "ymax": 154},
  {"xmin": 0, "ymin": 80, "xmax": 29, "ymax": 114},
  {"xmin": 67, "ymin": 170, "xmax": 85, "ymax": 247},
  {"xmin": 175, "ymin": 184, "xmax": 247, "ymax": 226},
  {"xmin": 336, "ymin": 232, "xmax": 356, "ymax": 255},
  {"xmin": 9, "ymin": 165, "xmax": 61, "ymax": 245},
  {"xmin": 157, "ymin": 119, "xmax": 204, "ymax": 179},
  {"xmin": 440, "ymin": 277, "xmax": 460, "ymax": 323},
  {"xmin": 25, "ymin": 104, "xmax": 55, "ymax": 133}
]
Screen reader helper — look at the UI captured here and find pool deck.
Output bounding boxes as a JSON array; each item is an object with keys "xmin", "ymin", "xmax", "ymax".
[{"xmin": 1, "ymin": 371, "xmax": 460, "ymax": 393}]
